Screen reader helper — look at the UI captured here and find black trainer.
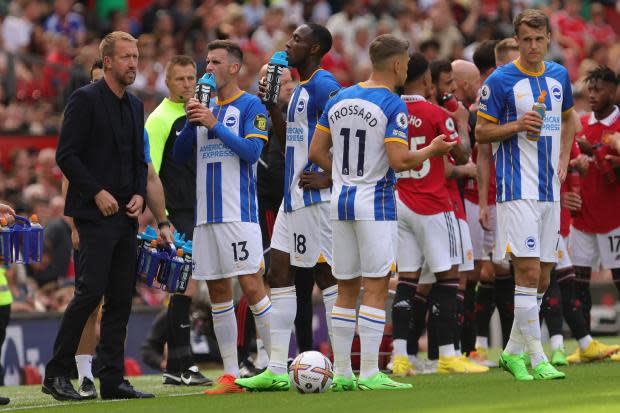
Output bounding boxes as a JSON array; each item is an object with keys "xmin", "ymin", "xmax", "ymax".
[
  {"xmin": 164, "ymin": 367, "xmax": 212, "ymax": 386},
  {"xmin": 78, "ymin": 377, "xmax": 97, "ymax": 400}
]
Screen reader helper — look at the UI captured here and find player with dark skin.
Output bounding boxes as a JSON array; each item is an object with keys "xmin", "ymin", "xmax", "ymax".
[{"xmin": 256, "ymin": 24, "xmax": 336, "ymax": 300}]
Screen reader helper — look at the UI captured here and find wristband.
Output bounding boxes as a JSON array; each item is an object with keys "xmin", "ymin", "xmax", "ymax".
[{"xmin": 157, "ymin": 220, "xmax": 171, "ymax": 229}]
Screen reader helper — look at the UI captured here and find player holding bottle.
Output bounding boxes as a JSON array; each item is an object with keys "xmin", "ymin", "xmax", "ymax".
[{"xmin": 476, "ymin": 9, "xmax": 576, "ymax": 381}]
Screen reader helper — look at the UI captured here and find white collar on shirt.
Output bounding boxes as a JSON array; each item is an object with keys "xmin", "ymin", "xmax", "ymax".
[
  {"xmin": 401, "ymin": 95, "xmax": 426, "ymax": 103},
  {"xmin": 588, "ymin": 105, "xmax": 620, "ymax": 126}
]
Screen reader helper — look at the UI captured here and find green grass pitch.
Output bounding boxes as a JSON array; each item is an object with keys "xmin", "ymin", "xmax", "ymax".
[{"xmin": 1, "ymin": 340, "xmax": 619, "ymax": 413}]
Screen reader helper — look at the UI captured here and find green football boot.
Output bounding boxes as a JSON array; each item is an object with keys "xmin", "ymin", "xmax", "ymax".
[
  {"xmin": 551, "ymin": 348, "xmax": 568, "ymax": 366},
  {"xmin": 234, "ymin": 369, "xmax": 290, "ymax": 392},
  {"xmin": 356, "ymin": 372, "xmax": 412, "ymax": 391},
  {"xmin": 533, "ymin": 361, "xmax": 566, "ymax": 380},
  {"xmin": 499, "ymin": 352, "xmax": 534, "ymax": 381},
  {"xmin": 330, "ymin": 375, "xmax": 357, "ymax": 392}
]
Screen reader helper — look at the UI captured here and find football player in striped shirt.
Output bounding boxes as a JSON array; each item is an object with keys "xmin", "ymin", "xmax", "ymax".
[
  {"xmin": 235, "ymin": 23, "xmax": 340, "ymax": 392},
  {"xmin": 173, "ymin": 40, "xmax": 272, "ymax": 394},
  {"xmin": 476, "ymin": 9, "xmax": 576, "ymax": 381},
  {"xmin": 310, "ymin": 34, "xmax": 455, "ymax": 391}
]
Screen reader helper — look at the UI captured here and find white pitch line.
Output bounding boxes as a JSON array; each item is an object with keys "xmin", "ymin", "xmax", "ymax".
[{"xmin": 0, "ymin": 390, "xmax": 205, "ymax": 412}]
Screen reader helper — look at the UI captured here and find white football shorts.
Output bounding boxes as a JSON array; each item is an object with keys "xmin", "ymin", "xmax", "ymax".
[
  {"xmin": 495, "ymin": 199, "xmax": 560, "ymax": 263},
  {"xmin": 192, "ymin": 222, "xmax": 264, "ymax": 280}
]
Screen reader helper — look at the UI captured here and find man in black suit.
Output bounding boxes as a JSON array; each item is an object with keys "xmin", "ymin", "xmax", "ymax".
[{"xmin": 43, "ymin": 31, "xmax": 154, "ymax": 401}]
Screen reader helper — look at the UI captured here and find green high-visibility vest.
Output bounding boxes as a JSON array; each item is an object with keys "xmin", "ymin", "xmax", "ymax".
[{"xmin": 0, "ymin": 267, "xmax": 13, "ymax": 306}]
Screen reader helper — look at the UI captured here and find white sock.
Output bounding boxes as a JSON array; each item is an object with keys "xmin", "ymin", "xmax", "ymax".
[
  {"xmin": 505, "ymin": 318, "xmax": 525, "ymax": 355},
  {"xmin": 268, "ymin": 286, "xmax": 296, "ymax": 375},
  {"xmin": 250, "ymin": 296, "xmax": 272, "ymax": 356},
  {"xmin": 331, "ymin": 305, "xmax": 356, "ymax": 378},
  {"xmin": 578, "ymin": 335, "xmax": 593, "ymax": 351},
  {"xmin": 255, "ymin": 338, "xmax": 269, "ymax": 369},
  {"xmin": 439, "ymin": 344, "xmax": 456, "ymax": 358},
  {"xmin": 550, "ymin": 334, "xmax": 564, "ymax": 351},
  {"xmin": 358, "ymin": 305, "xmax": 385, "ymax": 380},
  {"xmin": 537, "ymin": 293, "xmax": 544, "ymax": 312},
  {"xmin": 322, "ymin": 285, "xmax": 338, "ymax": 345},
  {"xmin": 75, "ymin": 354, "xmax": 93, "ymax": 384},
  {"xmin": 475, "ymin": 336, "xmax": 488, "ymax": 349},
  {"xmin": 211, "ymin": 301, "xmax": 239, "ymax": 377},
  {"xmin": 392, "ymin": 339, "xmax": 407, "ymax": 357},
  {"xmin": 514, "ymin": 286, "xmax": 547, "ymax": 367}
]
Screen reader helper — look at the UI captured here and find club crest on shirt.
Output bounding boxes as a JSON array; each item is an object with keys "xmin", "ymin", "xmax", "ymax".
[
  {"xmin": 551, "ymin": 85, "xmax": 562, "ymax": 102},
  {"xmin": 254, "ymin": 114, "xmax": 267, "ymax": 131},
  {"xmin": 396, "ymin": 112, "xmax": 408, "ymax": 129},
  {"xmin": 225, "ymin": 115, "xmax": 238, "ymax": 128},
  {"xmin": 480, "ymin": 85, "xmax": 491, "ymax": 101},
  {"xmin": 296, "ymin": 99, "xmax": 306, "ymax": 113}
]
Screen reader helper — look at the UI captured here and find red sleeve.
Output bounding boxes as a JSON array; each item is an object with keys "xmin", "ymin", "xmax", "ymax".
[{"xmin": 436, "ymin": 110, "xmax": 461, "ymax": 143}]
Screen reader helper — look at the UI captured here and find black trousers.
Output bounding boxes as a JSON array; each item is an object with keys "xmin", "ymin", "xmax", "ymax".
[
  {"xmin": 168, "ymin": 209, "xmax": 195, "ymax": 241},
  {"xmin": 45, "ymin": 214, "xmax": 137, "ymax": 387}
]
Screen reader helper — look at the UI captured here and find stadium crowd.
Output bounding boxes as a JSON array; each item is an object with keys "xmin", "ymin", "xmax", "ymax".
[{"xmin": 0, "ymin": 0, "xmax": 618, "ymax": 400}]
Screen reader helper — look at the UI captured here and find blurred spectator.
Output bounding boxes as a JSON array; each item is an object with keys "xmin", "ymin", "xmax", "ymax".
[
  {"xmin": 243, "ymin": 0, "xmax": 266, "ymax": 30},
  {"xmin": 420, "ymin": 0, "xmax": 465, "ymax": 60},
  {"xmin": 321, "ymin": 31, "xmax": 352, "ymax": 87},
  {"xmin": 252, "ymin": 7, "xmax": 285, "ymax": 56},
  {"xmin": 44, "ymin": 0, "xmax": 86, "ymax": 48},
  {"xmin": 586, "ymin": 2, "xmax": 617, "ymax": 47},
  {"xmin": 2, "ymin": 0, "xmax": 41, "ymax": 54}
]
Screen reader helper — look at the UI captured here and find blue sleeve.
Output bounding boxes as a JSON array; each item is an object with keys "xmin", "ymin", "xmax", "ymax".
[
  {"xmin": 384, "ymin": 98, "xmax": 408, "ymax": 144},
  {"xmin": 560, "ymin": 68, "xmax": 574, "ymax": 113},
  {"xmin": 143, "ymin": 129, "xmax": 152, "ymax": 164},
  {"xmin": 314, "ymin": 72, "xmax": 341, "ymax": 115},
  {"xmin": 212, "ymin": 123, "xmax": 265, "ymax": 163},
  {"xmin": 172, "ymin": 121, "xmax": 197, "ymax": 164},
  {"xmin": 477, "ymin": 71, "xmax": 505, "ymax": 123}
]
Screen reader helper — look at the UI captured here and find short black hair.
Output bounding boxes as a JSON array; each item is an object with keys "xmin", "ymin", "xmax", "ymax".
[
  {"xmin": 419, "ymin": 38, "xmax": 440, "ymax": 53},
  {"xmin": 406, "ymin": 53, "xmax": 429, "ymax": 84},
  {"xmin": 430, "ymin": 59, "xmax": 452, "ymax": 85},
  {"xmin": 473, "ymin": 40, "xmax": 497, "ymax": 74},
  {"xmin": 585, "ymin": 66, "xmax": 620, "ymax": 86},
  {"xmin": 306, "ymin": 23, "xmax": 332, "ymax": 57},
  {"xmin": 90, "ymin": 59, "xmax": 103, "ymax": 78}
]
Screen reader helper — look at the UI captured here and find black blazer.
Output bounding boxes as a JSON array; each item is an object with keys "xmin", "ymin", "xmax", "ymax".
[{"xmin": 56, "ymin": 78, "xmax": 147, "ymax": 221}]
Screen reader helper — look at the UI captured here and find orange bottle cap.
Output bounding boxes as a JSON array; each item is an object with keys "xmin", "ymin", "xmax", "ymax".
[
  {"xmin": 150, "ymin": 240, "xmax": 158, "ymax": 247},
  {"xmin": 177, "ymin": 248, "xmax": 183, "ymax": 257},
  {"xmin": 538, "ymin": 91, "xmax": 547, "ymax": 102},
  {"xmin": 0, "ymin": 218, "xmax": 6, "ymax": 226},
  {"xmin": 30, "ymin": 214, "xmax": 39, "ymax": 223}
]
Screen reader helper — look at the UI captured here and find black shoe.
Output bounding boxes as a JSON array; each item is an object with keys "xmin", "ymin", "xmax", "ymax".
[
  {"xmin": 164, "ymin": 367, "xmax": 212, "ymax": 386},
  {"xmin": 100, "ymin": 380, "xmax": 155, "ymax": 400},
  {"xmin": 42, "ymin": 376, "xmax": 82, "ymax": 401},
  {"xmin": 78, "ymin": 377, "xmax": 97, "ymax": 400},
  {"xmin": 239, "ymin": 358, "xmax": 260, "ymax": 378},
  {"xmin": 0, "ymin": 396, "xmax": 9, "ymax": 405}
]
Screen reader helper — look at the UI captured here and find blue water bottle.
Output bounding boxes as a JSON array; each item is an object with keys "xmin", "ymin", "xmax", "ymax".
[
  {"xmin": 196, "ymin": 73, "xmax": 216, "ymax": 108},
  {"xmin": 0, "ymin": 218, "xmax": 11, "ymax": 264},
  {"xmin": 262, "ymin": 51, "xmax": 288, "ymax": 108},
  {"xmin": 28, "ymin": 214, "xmax": 44, "ymax": 264}
]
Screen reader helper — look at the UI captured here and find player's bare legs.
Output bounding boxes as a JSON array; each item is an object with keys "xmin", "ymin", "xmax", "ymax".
[{"xmin": 75, "ymin": 304, "xmax": 100, "ymax": 399}]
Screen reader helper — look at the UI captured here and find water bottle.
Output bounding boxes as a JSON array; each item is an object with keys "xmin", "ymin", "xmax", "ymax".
[
  {"xmin": 138, "ymin": 239, "xmax": 159, "ymax": 285},
  {"xmin": 178, "ymin": 240, "xmax": 193, "ymax": 294},
  {"xmin": 29, "ymin": 214, "xmax": 44, "ymax": 263},
  {"xmin": 166, "ymin": 248, "xmax": 186, "ymax": 293},
  {"xmin": 439, "ymin": 93, "xmax": 458, "ymax": 112},
  {"xmin": 566, "ymin": 167, "xmax": 581, "ymax": 217},
  {"xmin": 0, "ymin": 218, "xmax": 10, "ymax": 264},
  {"xmin": 262, "ymin": 51, "xmax": 288, "ymax": 108},
  {"xmin": 195, "ymin": 73, "xmax": 216, "ymax": 107},
  {"xmin": 526, "ymin": 91, "xmax": 547, "ymax": 142}
]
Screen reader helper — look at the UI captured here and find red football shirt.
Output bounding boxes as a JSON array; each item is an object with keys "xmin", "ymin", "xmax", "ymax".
[
  {"xmin": 396, "ymin": 95, "xmax": 460, "ymax": 215},
  {"xmin": 463, "ymin": 145, "xmax": 497, "ymax": 206},
  {"xmin": 572, "ymin": 107, "xmax": 620, "ymax": 234},
  {"xmin": 560, "ymin": 140, "xmax": 581, "ymax": 238}
]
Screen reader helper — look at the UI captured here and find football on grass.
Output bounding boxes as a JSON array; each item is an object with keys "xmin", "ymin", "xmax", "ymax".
[{"xmin": 288, "ymin": 351, "xmax": 334, "ymax": 394}]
